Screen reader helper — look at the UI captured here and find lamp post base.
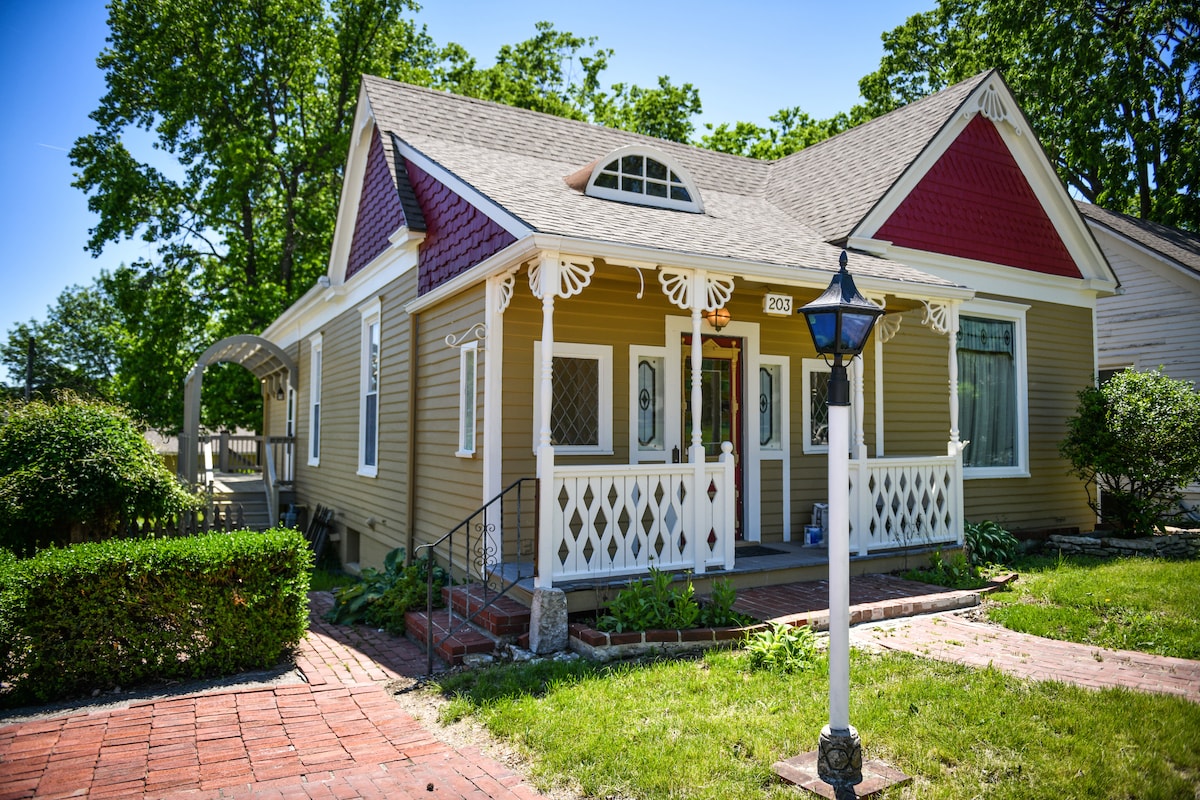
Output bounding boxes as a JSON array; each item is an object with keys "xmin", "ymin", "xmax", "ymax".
[{"xmin": 817, "ymin": 725, "xmax": 863, "ymax": 786}]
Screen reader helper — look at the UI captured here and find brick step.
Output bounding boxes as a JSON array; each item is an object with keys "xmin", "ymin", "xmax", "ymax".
[
  {"xmin": 404, "ymin": 608, "xmax": 497, "ymax": 666},
  {"xmin": 443, "ymin": 584, "xmax": 531, "ymax": 639}
]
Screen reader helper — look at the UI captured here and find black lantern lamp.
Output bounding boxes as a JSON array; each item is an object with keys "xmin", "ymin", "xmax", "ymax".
[{"xmin": 800, "ymin": 250, "xmax": 884, "ymax": 405}]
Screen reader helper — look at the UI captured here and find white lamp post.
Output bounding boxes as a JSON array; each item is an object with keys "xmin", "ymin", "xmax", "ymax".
[{"xmin": 799, "ymin": 250, "xmax": 884, "ymax": 789}]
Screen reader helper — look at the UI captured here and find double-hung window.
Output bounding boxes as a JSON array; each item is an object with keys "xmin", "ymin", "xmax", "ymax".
[
  {"xmin": 533, "ymin": 341, "xmax": 613, "ymax": 454},
  {"xmin": 308, "ymin": 334, "xmax": 322, "ymax": 466},
  {"xmin": 358, "ymin": 299, "xmax": 381, "ymax": 476},
  {"xmin": 957, "ymin": 301, "xmax": 1028, "ymax": 477}
]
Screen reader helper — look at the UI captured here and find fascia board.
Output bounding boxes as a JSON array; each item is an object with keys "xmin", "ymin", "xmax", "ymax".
[
  {"xmin": 403, "ymin": 232, "xmax": 973, "ymax": 315},
  {"xmin": 878, "ymin": 244, "xmax": 1113, "ymax": 308},
  {"xmin": 262, "ymin": 229, "xmax": 423, "ymax": 350},
  {"xmin": 325, "ymin": 87, "xmax": 377, "ymax": 287},
  {"xmin": 390, "ymin": 137, "xmax": 534, "ymax": 240},
  {"xmin": 1087, "ymin": 220, "xmax": 1200, "ymax": 291}
]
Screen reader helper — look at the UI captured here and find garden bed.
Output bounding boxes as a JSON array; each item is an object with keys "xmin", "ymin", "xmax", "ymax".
[{"xmin": 567, "ymin": 620, "xmax": 766, "ymax": 661}]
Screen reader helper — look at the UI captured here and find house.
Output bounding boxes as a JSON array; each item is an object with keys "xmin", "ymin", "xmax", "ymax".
[
  {"xmin": 1078, "ymin": 203, "xmax": 1200, "ymax": 516},
  {"xmin": 184, "ymin": 69, "xmax": 1117, "ymax": 609}
]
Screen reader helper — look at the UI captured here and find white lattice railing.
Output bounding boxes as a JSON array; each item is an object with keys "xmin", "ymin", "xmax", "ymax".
[
  {"xmin": 547, "ymin": 450, "xmax": 736, "ymax": 583},
  {"xmin": 849, "ymin": 453, "xmax": 964, "ymax": 554}
]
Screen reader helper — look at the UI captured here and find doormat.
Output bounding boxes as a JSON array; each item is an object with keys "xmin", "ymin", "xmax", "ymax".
[{"xmin": 734, "ymin": 545, "xmax": 786, "ymax": 558}]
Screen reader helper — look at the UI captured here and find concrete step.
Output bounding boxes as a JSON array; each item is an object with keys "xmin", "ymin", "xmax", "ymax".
[
  {"xmin": 443, "ymin": 584, "xmax": 531, "ymax": 640},
  {"xmin": 404, "ymin": 608, "xmax": 497, "ymax": 666}
]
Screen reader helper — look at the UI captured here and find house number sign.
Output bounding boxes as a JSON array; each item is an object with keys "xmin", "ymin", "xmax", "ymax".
[{"xmin": 762, "ymin": 293, "xmax": 793, "ymax": 316}]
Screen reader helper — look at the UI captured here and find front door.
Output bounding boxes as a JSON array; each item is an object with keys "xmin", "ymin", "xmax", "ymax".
[{"xmin": 682, "ymin": 335, "xmax": 744, "ymax": 539}]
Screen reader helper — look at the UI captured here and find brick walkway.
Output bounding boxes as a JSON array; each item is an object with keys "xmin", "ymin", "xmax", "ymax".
[
  {"xmin": 851, "ymin": 612, "xmax": 1200, "ymax": 703},
  {"xmin": 0, "ymin": 593, "xmax": 547, "ymax": 800}
]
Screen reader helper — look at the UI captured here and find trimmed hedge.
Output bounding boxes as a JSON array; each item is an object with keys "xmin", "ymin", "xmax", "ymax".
[{"xmin": 0, "ymin": 527, "xmax": 311, "ymax": 707}]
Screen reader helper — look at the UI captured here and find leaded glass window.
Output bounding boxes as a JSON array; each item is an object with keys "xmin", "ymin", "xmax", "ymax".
[{"xmin": 552, "ymin": 357, "xmax": 600, "ymax": 446}]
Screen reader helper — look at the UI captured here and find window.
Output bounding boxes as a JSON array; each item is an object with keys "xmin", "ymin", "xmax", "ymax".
[
  {"xmin": 758, "ymin": 357, "xmax": 789, "ymax": 453},
  {"xmin": 585, "ymin": 145, "xmax": 703, "ymax": 213},
  {"xmin": 533, "ymin": 342, "xmax": 613, "ymax": 454},
  {"xmin": 358, "ymin": 299, "xmax": 381, "ymax": 476},
  {"xmin": 308, "ymin": 334, "xmax": 322, "ymax": 466},
  {"xmin": 457, "ymin": 341, "xmax": 478, "ymax": 457},
  {"xmin": 957, "ymin": 302, "xmax": 1028, "ymax": 477},
  {"xmin": 630, "ymin": 346, "xmax": 666, "ymax": 459},
  {"xmin": 802, "ymin": 358, "xmax": 856, "ymax": 455}
]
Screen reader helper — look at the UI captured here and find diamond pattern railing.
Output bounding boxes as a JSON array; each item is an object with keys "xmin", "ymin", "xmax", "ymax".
[
  {"xmin": 849, "ymin": 454, "xmax": 962, "ymax": 554},
  {"xmin": 549, "ymin": 458, "xmax": 735, "ymax": 582}
]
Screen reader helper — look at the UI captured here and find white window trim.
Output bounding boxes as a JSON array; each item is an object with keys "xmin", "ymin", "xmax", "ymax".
[
  {"xmin": 457, "ymin": 341, "xmax": 479, "ymax": 458},
  {"xmin": 357, "ymin": 298, "xmax": 381, "ymax": 477},
  {"xmin": 802, "ymin": 357, "xmax": 858, "ymax": 455},
  {"xmin": 629, "ymin": 345, "xmax": 668, "ymax": 463},
  {"xmin": 758, "ymin": 355, "xmax": 790, "ymax": 460},
  {"xmin": 584, "ymin": 144, "xmax": 704, "ymax": 213},
  {"xmin": 959, "ymin": 299, "xmax": 1030, "ymax": 480},
  {"xmin": 308, "ymin": 334, "xmax": 322, "ymax": 466},
  {"xmin": 532, "ymin": 341, "xmax": 613, "ymax": 455}
]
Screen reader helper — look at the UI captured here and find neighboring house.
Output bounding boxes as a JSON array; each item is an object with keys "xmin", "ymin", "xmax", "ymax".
[
  {"xmin": 187, "ymin": 69, "xmax": 1117, "ymax": 598},
  {"xmin": 1079, "ymin": 203, "xmax": 1200, "ymax": 515}
]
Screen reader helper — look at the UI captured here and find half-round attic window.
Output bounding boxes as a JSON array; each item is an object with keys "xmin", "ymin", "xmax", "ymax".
[{"xmin": 585, "ymin": 145, "xmax": 704, "ymax": 213}]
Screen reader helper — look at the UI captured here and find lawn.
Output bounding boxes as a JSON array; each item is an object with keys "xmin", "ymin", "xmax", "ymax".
[
  {"xmin": 435, "ymin": 649, "xmax": 1200, "ymax": 800},
  {"xmin": 985, "ymin": 555, "xmax": 1200, "ymax": 659}
]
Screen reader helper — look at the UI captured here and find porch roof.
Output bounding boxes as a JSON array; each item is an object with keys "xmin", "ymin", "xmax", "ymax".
[{"xmin": 361, "ymin": 76, "xmax": 969, "ymax": 294}]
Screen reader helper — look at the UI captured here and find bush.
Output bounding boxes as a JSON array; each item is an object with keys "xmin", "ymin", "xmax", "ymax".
[
  {"xmin": 964, "ymin": 520, "xmax": 1019, "ymax": 566},
  {"xmin": 0, "ymin": 394, "xmax": 198, "ymax": 552},
  {"xmin": 744, "ymin": 622, "xmax": 820, "ymax": 673},
  {"xmin": 1060, "ymin": 368, "xmax": 1200, "ymax": 537},
  {"xmin": 597, "ymin": 569, "xmax": 748, "ymax": 632},
  {"xmin": 0, "ymin": 527, "xmax": 311, "ymax": 706},
  {"xmin": 324, "ymin": 547, "xmax": 448, "ymax": 636},
  {"xmin": 902, "ymin": 550, "xmax": 986, "ymax": 590}
]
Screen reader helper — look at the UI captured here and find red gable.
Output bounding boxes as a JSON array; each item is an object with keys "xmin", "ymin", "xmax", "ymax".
[{"xmin": 874, "ymin": 114, "xmax": 1082, "ymax": 279}]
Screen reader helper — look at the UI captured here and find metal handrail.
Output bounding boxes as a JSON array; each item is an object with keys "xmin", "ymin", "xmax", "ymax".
[{"xmin": 416, "ymin": 477, "xmax": 538, "ymax": 675}]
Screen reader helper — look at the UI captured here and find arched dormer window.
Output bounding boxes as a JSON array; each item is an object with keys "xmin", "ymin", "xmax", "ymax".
[{"xmin": 584, "ymin": 146, "xmax": 704, "ymax": 213}]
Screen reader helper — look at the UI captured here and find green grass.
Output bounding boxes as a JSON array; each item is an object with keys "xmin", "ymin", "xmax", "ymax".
[
  {"xmin": 309, "ymin": 566, "xmax": 356, "ymax": 592},
  {"xmin": 986, "ymin": 555, "xmax": 1200, "ymax": 659},
  {"xmin": 434, "ymin": 650, "xmax": 1200, "ymax": 799}
]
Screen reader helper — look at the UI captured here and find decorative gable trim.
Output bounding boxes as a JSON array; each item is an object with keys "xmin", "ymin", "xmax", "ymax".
[{"xmin": 851, "ymin": 72, "xmax": 1115, "ymax": 295}]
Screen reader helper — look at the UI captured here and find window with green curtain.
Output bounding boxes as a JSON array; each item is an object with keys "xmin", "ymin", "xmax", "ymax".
[{"xmin": 957, "ymin": 316, "xmax": 1016, "ymax": 468}]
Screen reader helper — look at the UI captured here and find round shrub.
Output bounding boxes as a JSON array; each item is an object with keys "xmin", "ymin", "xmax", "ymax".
[{"xmin": 0, "ymin": 393, "xmax": 198, "ymax": 551}]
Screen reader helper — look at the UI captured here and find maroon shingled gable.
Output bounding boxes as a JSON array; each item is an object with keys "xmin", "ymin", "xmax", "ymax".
[
  {"xmin": 406, "ymin": 159, "xmax": 518, "ymax": 295},
  {"xmin": 874, "ymin": 114, "xmax": 1082, "ymax": 279},
  {"xmin": 346, "ymin": 127, "xmax": 408, "ymax": 280}
]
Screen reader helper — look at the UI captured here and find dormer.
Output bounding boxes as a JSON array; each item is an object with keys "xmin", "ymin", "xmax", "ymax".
[{"xmin": 570, "ymin": 145, "xmax": 704, "ymax": 213}]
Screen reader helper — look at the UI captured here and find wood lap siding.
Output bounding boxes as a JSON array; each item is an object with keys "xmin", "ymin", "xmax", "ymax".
[
  {"xmin": 411, "ymin": 286, "xmax": 487, "ymax": 560},
  {"xmin": 962, "ymin": 300, "xmax": 1094, "ymax": 532},
  {"xmin": 290, "ymin": 271, "xmax": 416, "ymax": 567}
]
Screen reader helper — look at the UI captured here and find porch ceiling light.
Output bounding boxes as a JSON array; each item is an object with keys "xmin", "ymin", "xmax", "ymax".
[{"xmin": 703, "ymin": 307, "xmax": 731, "ymax": 332}]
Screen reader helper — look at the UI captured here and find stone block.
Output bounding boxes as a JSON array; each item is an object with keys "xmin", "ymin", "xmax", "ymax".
[{"xmin": 528, "ymin": 587, "xmax": 568, "ymax": 655}]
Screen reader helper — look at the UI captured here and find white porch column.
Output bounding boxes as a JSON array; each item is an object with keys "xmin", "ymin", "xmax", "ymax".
[
  {"xmin": 534, "ymin": 254, "xmax": 559, "ymax": 589},
  {"xmin": 690, "ymin": 271, "xmax": 707, "ymax": 574},
  {"xmin": 947, "ymin": 301, "xmax": 962, "ymax": 452}
]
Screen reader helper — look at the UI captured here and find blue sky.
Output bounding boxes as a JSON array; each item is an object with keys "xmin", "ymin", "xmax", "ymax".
[{"xmin": 0, "ymin": 1, "xmax": 930, "ymax": 345}]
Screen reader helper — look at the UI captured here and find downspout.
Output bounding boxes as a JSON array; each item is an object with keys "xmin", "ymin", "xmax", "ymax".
[{"xmin": 405, "ymin": 310, "xmax": 420, "ymax": 565}]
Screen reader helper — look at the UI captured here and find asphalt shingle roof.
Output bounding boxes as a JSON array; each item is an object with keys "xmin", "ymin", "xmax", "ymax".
[
  {"xmin": 359, "ymin": 74, "xmax": 987, "ymax": 291},
  {"xmin": 1076, "ymin": 202, "xmax": 1200, "ymax": 280}
]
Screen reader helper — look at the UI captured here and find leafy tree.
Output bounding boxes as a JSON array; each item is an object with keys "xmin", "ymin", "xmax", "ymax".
[
  {"xmin": 1060, "ymin": 368, "xmax": 1200, "ymax": 536},
  {"xmin": 856, "ymin": 0, "xmax": 1199, "ymax": 229},
  {"xmin": 0, "ymin": 394, "xmax": 198, "ymax": 552},
  {"xmin": 591, "ymin": 76, "xmax": 703, "ymax": 142},
  {"xmin": 700, "ymin": 106, "xmax": 852, "ymax": 159}
]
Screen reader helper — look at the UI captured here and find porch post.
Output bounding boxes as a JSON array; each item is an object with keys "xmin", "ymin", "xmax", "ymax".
[
  {"xmin": 946, "ymin": 302, "xmax": 965, "ymax": 546},
  {"xmin": 535, "ymin": 254, "xmax": 559, "ymax": 589},
  {"xmin": 690, "ymin": 271, "xmax": 707, "ymax": 574}
]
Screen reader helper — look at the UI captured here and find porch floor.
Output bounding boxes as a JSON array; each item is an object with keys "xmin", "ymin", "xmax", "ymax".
[{"xmin": 492, "ymin": 541, "xmax": 956, "ymax": 613}]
